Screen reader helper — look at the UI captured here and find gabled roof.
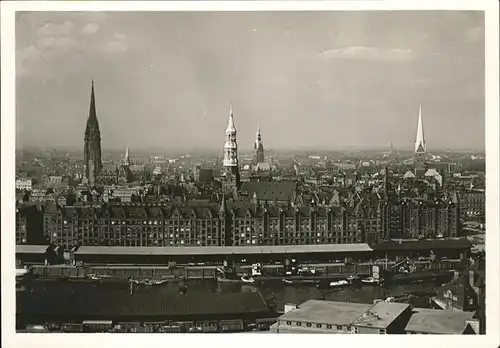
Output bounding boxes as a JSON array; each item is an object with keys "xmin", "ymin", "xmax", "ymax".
[{"xmin": 240, "ymin": 181, "xmax": 296, "ymax": 202}]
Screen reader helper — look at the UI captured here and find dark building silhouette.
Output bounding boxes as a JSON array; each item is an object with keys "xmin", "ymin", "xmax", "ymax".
[{"xmin": 83, "ymin": 81, "xmax": 102, "ymax": 186}]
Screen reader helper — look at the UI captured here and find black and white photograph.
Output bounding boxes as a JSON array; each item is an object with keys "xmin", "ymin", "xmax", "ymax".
[{"xmin": 1, "ymin": 0, "xmax": 499, "ymax": 347}]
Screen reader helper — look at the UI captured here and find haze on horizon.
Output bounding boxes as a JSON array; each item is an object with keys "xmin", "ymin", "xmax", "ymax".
[{"xmin": 16, "ymin": 11, "xmax": 485, "ymax": 152}]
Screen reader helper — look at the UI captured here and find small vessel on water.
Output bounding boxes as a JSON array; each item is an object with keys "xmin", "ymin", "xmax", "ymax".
[
  {"xmin": 130, "ymin": 278, "xmax": 169, "ymax": 286},
  {"xmin": 241, "ymin": 275, "xmax": 256, "ymax": 284},
  {"xmin": 282, "ymin": 278, "xmax": 318, "ymax": 286},
  {"xmin": 361, "ymin": 276, "xmax": 383, "ymax": 285},
  {"xmin": 329, "ymin": 279, "xmax": 349, "ymax": 288},
  {"xmin": 346, "ymin": 275, "xmax": 361, "ymax": 285}
]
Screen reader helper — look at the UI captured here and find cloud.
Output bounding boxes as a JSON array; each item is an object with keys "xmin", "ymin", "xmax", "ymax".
[
  {"xmin": 103, "ymin": 33, "xmax": 128, "ymax": 53},
  {"xmin": 81, "ymin": 23, "xmax": 100, "ymax": 35},
  {"xmin": 37, "ymin": 36, "xmax": 79, "ymax": 50},
  {"xmin": 36, "ymin": 20, "xmax": 74, "ymax": 37},
  {"xmin": 16, "ymin": 45, "xmax": 43, "ymax": 76},
  {"xmin": 318, "ymin": 46, "xmax": 415, "ymax": 62},
  {"xmin": 104, "ymin": 40, "xmax": 128, "ymax": 53}
]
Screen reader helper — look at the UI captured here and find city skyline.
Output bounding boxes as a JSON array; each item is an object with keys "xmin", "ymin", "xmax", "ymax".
[{"xmin": 16, "ymin": 11, "xmax": 485, "ymax": 151}]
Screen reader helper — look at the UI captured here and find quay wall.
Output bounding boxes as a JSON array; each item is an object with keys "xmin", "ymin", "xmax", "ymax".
[{"xmin": 26, "ymin": 260, "xmax": 465, "ymax": 281}]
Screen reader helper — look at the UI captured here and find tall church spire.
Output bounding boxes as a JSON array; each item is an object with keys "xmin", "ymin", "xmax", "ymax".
[
  {"xmin": 414, "ymin": 105, "xmax": 426, "ymax": 154},
  {"xmin": 222, "ymin": 104, "xmax": 240, "ymax": 192},
  {"xmin": 85, "ymin": 80, "xmax": 100, "ymax": 140},
  {"xmin": 84, "ymin": 80, "xmax": 102, "ymax": 185}
]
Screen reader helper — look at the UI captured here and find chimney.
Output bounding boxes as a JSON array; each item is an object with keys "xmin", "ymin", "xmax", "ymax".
[
  {"xmin": 284, "ymin": 303, "xmax": 298, "ymax": 313},
  {"xmin": 468, "ymin": 270, "xmax": 475, "ymax": 289}
]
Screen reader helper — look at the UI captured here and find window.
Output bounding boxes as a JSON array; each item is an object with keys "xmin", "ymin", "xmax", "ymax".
[
  {"xmin": 316, "ymin": 324, "xmax": 322, "ymax": 328},
  {"xmin": 306, "ymin": 323, "xmax": 312, "ymax": 327},
  {"xmin": 326, "ymin": 325, "xmax": 332, "ymax": 329},
  {"xmin": 379, "ymin": 329, "xmax": 386, "ymax": 334},
  {"xmin": 296, "ymin": 322, "xmax": 302, "ymax": 326},
  {"xmin": 337, "ymin": 325, "xmax": 342, "ymax": 330},
  {"xmin": 286, "ymin": 321, "xmax": 291, "ymax": 326}
]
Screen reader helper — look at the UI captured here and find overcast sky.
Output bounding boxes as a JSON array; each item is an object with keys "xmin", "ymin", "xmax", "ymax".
[{"xmin": 16, "ymin": 11, "xmax": 484, "ymax": 152}]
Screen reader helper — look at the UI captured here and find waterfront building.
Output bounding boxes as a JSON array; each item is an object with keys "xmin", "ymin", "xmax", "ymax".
[
  {"xmin": 43, "ymin": 202, "xmax": 224, "ymax": 249},
  {"xmin": 83, "ymin": 81, "xmax": 102, "ymax": 186},
  {"xmin": 432, "ymin": 267, "xmax": 485, "ymax": 316}
]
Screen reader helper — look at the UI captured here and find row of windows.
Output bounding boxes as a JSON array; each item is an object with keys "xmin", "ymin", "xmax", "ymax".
[
  {"xmin": 56, "ymin": 219, "xmax": 219, "ymax": 226},
  {"xmin": 284, "ymin": 321, "xmax": 349, "ymax": 331}
]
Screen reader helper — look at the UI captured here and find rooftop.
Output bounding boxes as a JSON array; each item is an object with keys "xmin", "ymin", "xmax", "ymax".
[
  {"xmin": 372, "ymin": 239, "xmax": 471, "ymax": 251},
  {"xmin": 74, "ymin": 243, "xmax": 373, "ymax": 256},
  {"xmin": 405, "ymin": 308, "xmax": 475, "ymax": 334},
  {"xmin": 279, "ymin": 300, "xmax": 372, "ymax": 326},
  {"xmin": 16, "ymin": 245, "xmax": 48, "ymax": 254},
  {"xmin": 351, "ymin": 302, "xmax": 410, "ymax": 329}
]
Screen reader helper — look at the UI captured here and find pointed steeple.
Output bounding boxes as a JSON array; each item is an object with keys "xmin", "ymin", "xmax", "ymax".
[
  {"xmin": 414, "ymin": 105, "xmax": 425, "ymax": 153},
  {"xmin": 85, "ymin": 80, "xmax": 100, "ymax": 140},
  {"xmin": 220, "ymin": 193, "xmax": 227, "ymax": 213},
  {"xmin": 124, "ymin": 146, "xmax": 130, "ymax": 166},
  {"xmin": 84, "ymin": 80, "xmax": 102, "ymax": 184},
  {"xmin": 226, "ymin": 105, "xmax": 236, "ymax": 133}
]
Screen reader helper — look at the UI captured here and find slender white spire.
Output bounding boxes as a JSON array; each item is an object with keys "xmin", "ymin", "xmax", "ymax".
[
  {"xmin": 223, "ymin": 104, "xmax": 238, "ymax": 168},
  {"xmin": 226, "ymin": 105, "xmax": 235, "ymax": 133},
  {"xmin": 124, "ymin": 147, "xmax": 130, "ymax": 166},
  {"xmin": 414, "ymin": 105, "xmax": 426, "ymax": 153}
]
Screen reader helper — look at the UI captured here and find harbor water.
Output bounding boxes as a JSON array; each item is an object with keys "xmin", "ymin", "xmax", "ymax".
[{"xmin": 18, "ymin": 277, "xmax": 442, "ymax": 313}]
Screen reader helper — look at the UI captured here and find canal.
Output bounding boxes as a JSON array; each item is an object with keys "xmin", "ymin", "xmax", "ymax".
[{"xmin": 18, "ymin": 277, "xmax": 443, "ymax": 312}]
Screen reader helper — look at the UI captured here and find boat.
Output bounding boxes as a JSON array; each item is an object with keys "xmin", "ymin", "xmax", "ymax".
[
  {"xmin": 283, "ymin": 278, "xmax": 318, "ymax": 286},
  {"xmin": 387, "ymin": 269, "xmax": 454, "ymax": 284},
  {"xmin": 297, "ymin": 267, "xmax": 318, "ymax": 276},
  {"xmin": 68, "ymin": 276, "xmax": 100, "ymax": 283},
  {"xmin": 329, "ymin": 280, "xmax": 349, "ymax": 288},
  {"xmin": 361, "ymin": 277, "xmax": 383, "ymax": 285},
  {"xmin": 346, "ymin": 275, "xmax": 361, "ymax": 284},
  {"xmin": 241, "ymin": 275, "xmax": 255, "ymax": 284},
  {"xmin": 16, "ymin": 267, "xmax": 30, "ymax": 278},
  {"xmin": 216, "ymin": 277, "xmax": 242, "ymax": 284},
  {"xmin": 282, "ymin": 278, "xmax": 294, "ymax": 286}
]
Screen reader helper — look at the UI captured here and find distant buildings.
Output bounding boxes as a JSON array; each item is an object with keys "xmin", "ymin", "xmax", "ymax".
[{"xmin": 16, "ymin": 178, "xmax": 33, "ymax": 191}]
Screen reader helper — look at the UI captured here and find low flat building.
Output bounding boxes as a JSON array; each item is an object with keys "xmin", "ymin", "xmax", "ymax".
[
  {"xmin": 405, "ymin": 308, "xmax": 478, "ymax": 334},
  {"xmin": 270, "ymin": 300, "xmax": 373, "ymax": 334},
  {"xmin": 271, "ymin": 299, "xmax": 479, "ymax": 335}
]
